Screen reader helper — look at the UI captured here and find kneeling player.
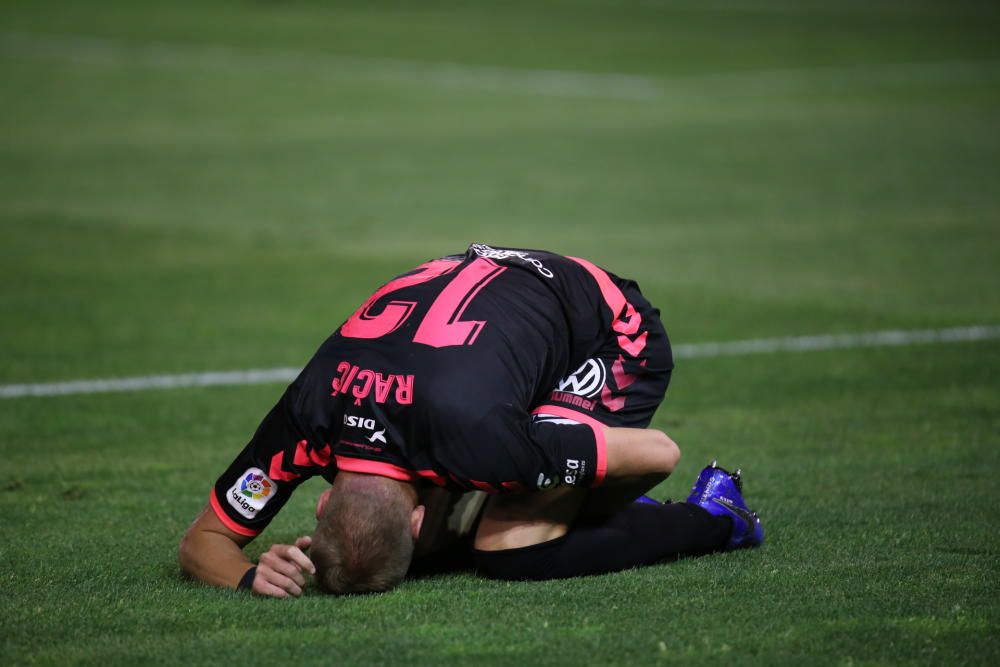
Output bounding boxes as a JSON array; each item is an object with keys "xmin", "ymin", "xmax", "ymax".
[{"xmin": 178, "ymin": 244, "xmax": 763, "ymax": 596}]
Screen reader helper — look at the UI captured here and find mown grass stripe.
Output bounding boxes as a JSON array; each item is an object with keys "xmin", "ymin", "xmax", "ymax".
[
  {"xmin": 0, "ymin": 31, "xmax": 663, "ymax": 100},
  {"xmin": 2, "ymin": 32, "xmax": 998, "ymax": 101}
]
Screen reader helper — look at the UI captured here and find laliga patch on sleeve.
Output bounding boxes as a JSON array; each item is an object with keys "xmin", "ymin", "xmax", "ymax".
[{"xmin": 226, "ymin": 467, "xmax": 278, "ymax": 519}]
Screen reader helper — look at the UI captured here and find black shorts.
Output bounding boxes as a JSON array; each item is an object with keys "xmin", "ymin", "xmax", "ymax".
[{"xmin": 532, "ymin": 276, "xmax": 673, "ymax": 430}]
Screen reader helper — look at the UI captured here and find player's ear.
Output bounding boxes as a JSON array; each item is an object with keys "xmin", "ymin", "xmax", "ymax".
[
  {"xmin": 315, "ymin": 487, "xmax": 332, "ymax": 520},
  {"xmin": 410, "ymin": 504, "xmax": 426, "ymax": 542}
]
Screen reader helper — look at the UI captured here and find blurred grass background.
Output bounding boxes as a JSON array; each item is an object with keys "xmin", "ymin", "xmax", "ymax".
[
  {"xmin": 2, "ymin": 0, "xmax": 998, "ymax": 382},
  {"xmin": 1, "ymin": 1, "xmax": 998, "ymax": 665}
]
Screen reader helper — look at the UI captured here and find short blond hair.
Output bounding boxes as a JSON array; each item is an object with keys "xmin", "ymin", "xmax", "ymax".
[{"xmin": 311, "ymin": 476, "xmax": 415, "ymax": 594}]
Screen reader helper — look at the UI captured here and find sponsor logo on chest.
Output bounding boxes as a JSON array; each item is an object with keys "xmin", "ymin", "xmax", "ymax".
[
  {"xmin": 555, "ymin": 359, "xmax": 606, "ymax": 398},
  {"xmin": 343, "ymin": 414, "xmax": 389, "ymax": 445}
]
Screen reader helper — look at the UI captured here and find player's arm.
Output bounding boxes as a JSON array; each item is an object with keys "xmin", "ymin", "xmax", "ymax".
[
  {"xmin": 179, "ymin": 387, "xmax": 322, "ymax": 597},
  {"xmin": 602, "ymin": 426, "xmax": 680, "ymax": 481},
  {"xmin": 580, "ymin": 426, "xmax": 680, "ymax": 518},
  {"xmin": 475, "ymin": 424, "xmax": 681, "ymax": 551},
  {"xmin": 178, "ymin": 505, "xmax": 255, "ymax": 589},
  {"xmin": 527, "ymin": 412, "xmax": 679, "ymax": 489},
  {"xmin": 178, "ymin": 504, "xmax": 315, "ymax": 598}
]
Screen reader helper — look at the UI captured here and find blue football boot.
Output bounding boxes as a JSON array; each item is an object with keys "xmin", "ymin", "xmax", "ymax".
[{"xmin": 686, "ymin": 461, "xmax": 764, "ymax": 550}]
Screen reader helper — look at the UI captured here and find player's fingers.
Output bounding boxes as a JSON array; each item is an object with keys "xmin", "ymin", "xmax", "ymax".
[
  {"xmin": 266, "ymin": 555, "xmax": 307, "ymax": 587},
  {"xmin": 295, "ymin": 535, "xmax": 312, "ymax": 551},
  {"xmin": 276, "ymin": 544, "xmax": 316, "ymax": 575},
  {"xmin": 252, "ymin": 576, "xmax": 289, "ymax": 599},
  {"xmin": 259, "ymin": 569, "xmax": 303, "ymax": 597},
  {"xmin": 258, "ymin": 552, "xmax": 306, "ymax": 587}
]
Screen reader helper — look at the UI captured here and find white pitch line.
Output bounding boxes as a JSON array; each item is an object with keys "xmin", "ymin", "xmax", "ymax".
[
  {"xmin": 0, "ymin": 367, "xmax": 301, "ymax": 399},
  {"xmin": 670, "ymin": 324, "xmax": 1000, "ymax": 358},
  {"xmin": 1, "ymin": 325, "xmax": 998, "ymax": 399}
]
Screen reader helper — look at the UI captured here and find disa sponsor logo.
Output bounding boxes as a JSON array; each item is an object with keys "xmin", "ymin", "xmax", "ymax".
[{"xmin": 343, "ymin": 414, "xmax": 388, "ymax": 444}]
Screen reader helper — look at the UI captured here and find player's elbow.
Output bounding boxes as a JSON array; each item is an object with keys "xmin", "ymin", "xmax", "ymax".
[
  {"xmin": 665, "ymin": 434, "xmax": 681, "ymax": 472},
  {"xmin": 604, "ymin": 427, "xmax": 681, "ymax": 480},
  {"xmin": 177, "ymin": 529, "xmax": 195, "ymax": 575},
  {"xmin": 177, "ymin": 524, "xmax": 207, "ymax": 577},
  {"xmin": 650, "ymin": 430, "xmax": 681, "ymax": 475}
]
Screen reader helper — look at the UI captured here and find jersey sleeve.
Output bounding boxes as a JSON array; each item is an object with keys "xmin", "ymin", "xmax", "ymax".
[
  {"xmin": 210, "ymin": 389, "xmax": 331, "ymax": 537},
  {"xmin": 527, "ymin": 412, "xmax": 607, "ymax": 489},
  {"xmin": 444, "ymin": 404, "xmax": 607, "ymax": 492}
]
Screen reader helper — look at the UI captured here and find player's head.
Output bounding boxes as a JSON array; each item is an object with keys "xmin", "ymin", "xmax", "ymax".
[{"xmin": 311, "ymin": 472, "xmax": 424, "ymax": 595}]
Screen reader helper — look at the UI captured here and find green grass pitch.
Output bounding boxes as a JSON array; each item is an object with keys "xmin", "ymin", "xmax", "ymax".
[{"xmin": 2, "ymin": 1, "xmax": 999, "ymax": 664}]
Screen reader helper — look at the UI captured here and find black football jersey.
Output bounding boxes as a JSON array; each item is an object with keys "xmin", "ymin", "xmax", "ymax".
[{"xmin": 211, "ymin": 244, "xmax": 654, "ymax": 536}]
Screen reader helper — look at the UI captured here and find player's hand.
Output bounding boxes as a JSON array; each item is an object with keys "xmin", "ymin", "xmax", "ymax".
[{"xmin": 252, "ymin": 536, "xmax": 315, "ymax": 598}]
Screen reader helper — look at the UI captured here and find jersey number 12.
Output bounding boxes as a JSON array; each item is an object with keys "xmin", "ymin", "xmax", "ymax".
[{"xmin": 340, "ymin": 258, "xmax": 507, "ymax": 348}]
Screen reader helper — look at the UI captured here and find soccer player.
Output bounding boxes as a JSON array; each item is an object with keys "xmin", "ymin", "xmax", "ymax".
[{"xmin": 178, "ymin": 244, "xmax": 763, "ymax": 597}]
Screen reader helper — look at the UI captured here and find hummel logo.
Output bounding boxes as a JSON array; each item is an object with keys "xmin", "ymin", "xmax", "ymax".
[
  {"xmin": 368, "ymin": 429, "xmax": 387, "ymax": 445},
  {"xmin": 712, "ymin": 496, "xmax": 756, "ymax": 526}
]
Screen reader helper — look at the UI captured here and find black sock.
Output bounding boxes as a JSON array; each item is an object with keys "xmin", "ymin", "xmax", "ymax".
[{"xmin": 474, "ymin": 502, "xmax": 732, "ymax": 581}]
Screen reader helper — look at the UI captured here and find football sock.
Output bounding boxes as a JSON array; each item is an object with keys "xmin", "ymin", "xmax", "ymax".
[{"xmin": 474, "ymin": 502, "xmax": 732, "ymax": 581}]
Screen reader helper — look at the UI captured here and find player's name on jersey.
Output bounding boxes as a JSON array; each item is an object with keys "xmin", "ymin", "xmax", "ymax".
[{"xmin": 330, "ymin": 361, "xmax": 415, "ymax": 405}]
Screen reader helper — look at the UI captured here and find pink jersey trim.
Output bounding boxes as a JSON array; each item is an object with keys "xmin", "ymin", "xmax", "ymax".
[
  {"xmin": 568, "ymin": 256, "xmax": 626, "ymax": 316},
  {"xmin": 593, "ymin": 424, "xmax": 608, "ymax": 488},
  {"xmin": 532, "ymin": 403, "xmax": 607, "ymax": 428},
  {"xmin": 417, "ymin": 469, "xmax": 447, "ymax": 487},
  {"xmin": 568, "ymin": 255, "xmax": 647, "ymax": 357},
  {"xmin": 310, "ymin": 443, "xmax": 332, "ymax": 467},
  {"xmin": 209, "ymin": 490, "xmax": 260, "ymax": 537},
  {"xmin": 612, "ymin": 354, "xmax": 643, "ymax": 390},
  {"xmin": 268, "ymin": 451, "xmax": 302, "ymax": 482},
  {"xmin": 334, "ymin": 455, "xmax": 420, "ymax": 482},
  {"xmin": 469, "ymin": 479, "xmax": 498, "ymax": 493},
  {"xmin": 532, "ymin": 404, "xmax": 609, "ymax": 488},
  {"xmin": 292, "ymin": 439, "xmax": 311, "ymax": 467}
]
